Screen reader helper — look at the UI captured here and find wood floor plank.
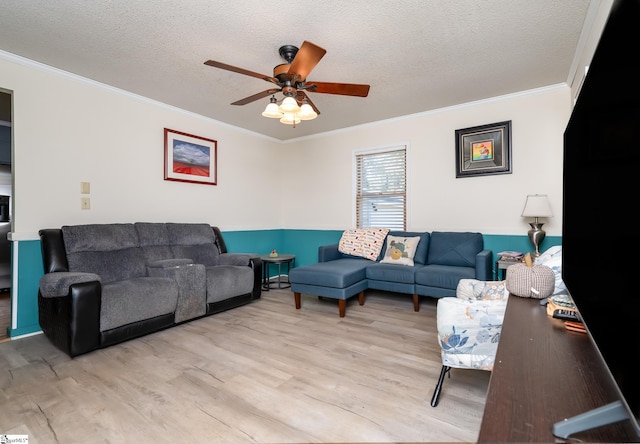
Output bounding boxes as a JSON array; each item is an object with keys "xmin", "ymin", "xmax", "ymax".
[
  {"xmin": 0, "ymin": 290, "xmax": 9, "ymax": 342},
  {"xmin": 0, "ymin": 289, "xmax": 489, "ymax": 443}
]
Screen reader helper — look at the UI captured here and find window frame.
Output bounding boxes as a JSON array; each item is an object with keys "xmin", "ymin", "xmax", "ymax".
[{"xmin": 353, "ymin": 144, "xmax": 408, "ymax": 230}]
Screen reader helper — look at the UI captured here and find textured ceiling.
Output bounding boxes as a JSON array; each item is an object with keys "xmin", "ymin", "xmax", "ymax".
[{"xmin": 0, "ymin": 1, "xmax": 593, "ymax": 141}]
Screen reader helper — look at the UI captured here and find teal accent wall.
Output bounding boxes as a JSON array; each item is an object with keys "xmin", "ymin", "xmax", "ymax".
[
  {"xmin": 8, "ymin": 230, "xmax": 562, "ymax": 338},
  {"xmin": 221, "ymin": 229, "xmax": 285, "ymax": 256},
  {"xmin": 222, "ymin": 229, "xmax": 343, "ymax": 277},
  {"xmin": 279, "ymin": 229, "xmax": 344, "ymax": 267},
  {"xmin": 10, "ymin": 240, "xmax": 43, "ymax": 337}
]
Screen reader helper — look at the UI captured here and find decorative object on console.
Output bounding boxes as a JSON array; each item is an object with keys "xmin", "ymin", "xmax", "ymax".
[
  {"xmin": 455, "ymin": 120, "xmax": 512, "ymax": 178},
  {"xmin": 521, "ymin": 194, "xmax": 553, "ymax": 257},
  {"xmin": 269, "ymin": 249, "xmax": 278, "ymax": 258},
  {"xmin": 505, "ymin": 253, "xmax": 555, "ymax": 299}
]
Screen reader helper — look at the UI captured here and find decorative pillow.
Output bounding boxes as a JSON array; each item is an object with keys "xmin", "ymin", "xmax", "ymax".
[
  {"xmin": 338, "ymin": 228, "xmax": 390, "ymax": 261},
  {"xmin": 535, "ymin": 245, "xmax": 567, "ymax": 295},
  {"xmin": 379, "ymin": 235, "xmax": 421, "ymax": 266}
]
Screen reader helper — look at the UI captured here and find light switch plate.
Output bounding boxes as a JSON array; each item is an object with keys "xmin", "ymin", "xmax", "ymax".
[{"xmin": 80, "ymin": 182, "xmax": 90, "ymax": 194}]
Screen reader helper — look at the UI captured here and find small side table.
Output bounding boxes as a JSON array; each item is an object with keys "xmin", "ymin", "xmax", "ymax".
[
  {"xmin": 259, "ymin": 254, "xmax": 295, "ymax": 291},
  {"xmin": 496, "ymin": 258, "xmax": 522, "ymax": 280}
]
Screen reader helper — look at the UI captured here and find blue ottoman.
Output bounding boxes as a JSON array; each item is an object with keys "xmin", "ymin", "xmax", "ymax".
[{"xmin": 289, "ymin": 258, "xmax": 369, "ymax": 317}]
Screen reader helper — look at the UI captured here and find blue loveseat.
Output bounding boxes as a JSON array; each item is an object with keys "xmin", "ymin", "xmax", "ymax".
[{"xmin": 289, "ymin": 231, "xmax": 492, "ymax": 317}]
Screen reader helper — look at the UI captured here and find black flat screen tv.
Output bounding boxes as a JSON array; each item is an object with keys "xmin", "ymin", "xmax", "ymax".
[{"xmin": 561, "ymin": 0, "xmax": 640, "ymax": 438}]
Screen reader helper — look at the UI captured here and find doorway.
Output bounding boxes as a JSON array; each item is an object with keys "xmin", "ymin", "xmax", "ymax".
[{"xmin": 0, "ymin": 90, "xmax": 12, "ymax": 341}]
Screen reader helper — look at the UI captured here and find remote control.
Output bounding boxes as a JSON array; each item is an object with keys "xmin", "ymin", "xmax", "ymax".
[{"xmin": 552, "ymin": 308, "xmax": 581, "ymax": 322}]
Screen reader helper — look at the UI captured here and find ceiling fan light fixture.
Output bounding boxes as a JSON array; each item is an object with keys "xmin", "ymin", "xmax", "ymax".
[
  {"xmin": 298, "ymin": 103, "xmax": 318, "ymax": 120},
  {"xmin": 279, "ymin": 96, "xmax": 301, "ymax": 114},
  {"xmin": 280, "ymin": 113, "xmax": 301, "ymax": 125},
  {"xmin": 261, "ymin": 97, "xmax": 283, "ymax": 118}
]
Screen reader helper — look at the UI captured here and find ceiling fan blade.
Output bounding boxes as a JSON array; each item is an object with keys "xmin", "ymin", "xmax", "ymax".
[
  {"xmin": 296, "ymin": 91, "xmax": 321, "ymax": 115},
  {"xmin": 288, "ymin": 41, "xmax": 326, "ymax": 82},
  {"xmin": 231, "ymin": 88, "xmax": 281, "ymax": 106},
  {"xmin": 306, "ymin": 81, "xmax": 370, "ymax": 97},
  {"xmin": 204, "ymin": 60, "xmax": 279, "ymax": 85}
]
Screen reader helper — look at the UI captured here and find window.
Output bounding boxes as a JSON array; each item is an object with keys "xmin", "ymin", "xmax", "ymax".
[{"xmin": 356, "ymin": 146, "xmax": 406, "ymax": 230}]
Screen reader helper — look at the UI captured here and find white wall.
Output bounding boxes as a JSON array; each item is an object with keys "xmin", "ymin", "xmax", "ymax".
[
  {"xmin": 0, "ymin": 53, "xmax": 281, "ymax": 238},
  {"xmin": 281, "ymin": 86, "xmax": 570, "ymax": 237},
  {"xmin": 3, "ymin": 11, "xmax": 613, "ymax": 241}
]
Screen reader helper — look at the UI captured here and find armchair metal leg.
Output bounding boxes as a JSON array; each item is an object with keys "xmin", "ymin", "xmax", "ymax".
[{"xmin": 430, "ymin": 365, "xmax": 451, "ymax": 407}]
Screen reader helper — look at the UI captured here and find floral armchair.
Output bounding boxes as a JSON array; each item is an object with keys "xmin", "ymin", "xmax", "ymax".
[{"xmin": 430, "ymin": 278, "xmax": 509, "ymax": 407}]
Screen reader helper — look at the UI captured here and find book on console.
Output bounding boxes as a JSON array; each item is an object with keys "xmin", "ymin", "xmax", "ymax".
[{"xmin": 497, "ymin": 251, "xmax": 523, "ymax": 258}]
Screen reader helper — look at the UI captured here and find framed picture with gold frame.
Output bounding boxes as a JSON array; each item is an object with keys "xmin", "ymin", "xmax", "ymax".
[
  {"xmin": 164, "ymin": 128, "xmax": 217, "ymax": 185},
  {"xmin": 455, "ymin": 120, "xmax": 511, "ymax": 178}
]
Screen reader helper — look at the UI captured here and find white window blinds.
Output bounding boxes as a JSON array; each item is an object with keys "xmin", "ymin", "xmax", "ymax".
[{"xmin": 356, "ymin": 147, "xmax": 406, "ymax": 230}]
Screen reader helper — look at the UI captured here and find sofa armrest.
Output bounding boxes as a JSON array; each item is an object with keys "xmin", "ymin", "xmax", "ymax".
[
  {"xmin": 475, "ymin": 249, "xmax": 493, "ymax": 281},
  {"xmin": 217, "ymin": 253, "xmax": 256, "ymax": 267},
  {"xmin": 456, "ymin": 279, "xmax": 509, "ymax": 301},
  {"xmin": 39, "ymin": 271, "xmax": 101, "ymax": 298},
  {"xmin": 318, "ymin": 244, "xmax": 341, "ymax": 262},
  {"xmin": 38, "ymin": 279, "xmax": 102, "ymax": 357}
]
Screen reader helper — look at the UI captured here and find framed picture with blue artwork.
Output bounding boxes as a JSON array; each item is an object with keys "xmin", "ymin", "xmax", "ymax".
[
  {"xmin": 455, "ymin": 120, "xmax": 511, "ymax": 178},
  {"xmin": 164, "ymin": 128, "xmax": 217, "ymax": 185}
]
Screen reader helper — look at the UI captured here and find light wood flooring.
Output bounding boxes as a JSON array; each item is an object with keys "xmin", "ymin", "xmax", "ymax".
[
  {"xmin": 0, "ymin": 289, "xmax": 9, "ymax": 343},
  {"xmin": 0, "ymin": 289, "xmax": 490, "ymax": 443}
]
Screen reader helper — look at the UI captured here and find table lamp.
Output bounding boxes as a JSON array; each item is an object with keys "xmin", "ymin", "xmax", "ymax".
[{"xmin": 521, "ymin": 194, "xmax": 553, "ymax": 258}]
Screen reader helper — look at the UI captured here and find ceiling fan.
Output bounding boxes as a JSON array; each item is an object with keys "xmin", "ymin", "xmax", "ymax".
[{"xmin": 204, "ymin": 41, "xmax": 370, "ymax": 118}]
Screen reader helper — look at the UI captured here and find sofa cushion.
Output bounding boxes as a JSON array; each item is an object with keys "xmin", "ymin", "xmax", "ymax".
[
  {"xmin": 100, "ymin": 277, "xmax": 179, "ymax": 331},
  {"xmin": 166, "ymin": 223, "xmax": 220, "ymax": 266},
  {"xmin": 63, "ymin": 223, "xmax": 139, "ymax": 253},
  {"xmin": 289, "ymin": 258, "xmax": 368, "ymax": 288},
  {"xmin": 427, "ymin": 231, "xmax": 483, "ymax": 267},
  {"xmin": 366, "ymin": 262, "xmax": 417, "ymax": 284},
  {"xmin": 135, "ymin": 222, "xmax": 174, "ymax": 263},
  {"xmin": 381, "ymin": 231, "xmax": 430, "ymax": 264},
  {"xmin": 62, "ymin": 224, "xmax": 146, "ymax": 283},
  {"xmin": 205, "ymin": 265, "xmax": 255, "ymax": 303},
  {"xmin": 379, "ymin": 235, "xmax": 421, "ymax": 266},
  {"xmin": 415, "ymin": 264, "xmax": 476, "ymax": 289}
]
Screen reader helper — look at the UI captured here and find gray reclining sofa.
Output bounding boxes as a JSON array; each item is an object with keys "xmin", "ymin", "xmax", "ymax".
[{"xmin": 38, "ymin": 222, "xmax": 261, "ymax": 357}]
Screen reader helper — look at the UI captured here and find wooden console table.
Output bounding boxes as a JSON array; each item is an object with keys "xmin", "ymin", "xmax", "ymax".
[{"xmin": 478, "ymin": 295, "xmax": 638, "ymax": 443}]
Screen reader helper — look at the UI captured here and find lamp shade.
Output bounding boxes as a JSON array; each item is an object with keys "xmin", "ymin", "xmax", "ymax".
[
  {"xmin": 279, "ymin": 96, "xmax": 301, "ymax": 114},
  {"xmin": 280, "ymin": 113, "xmax": 301, "ymax": 125},
  {"xmin": 262, "ymin": 102, "xmax": 283, "ymax": 118},
  {"xmin": 521, "ymin": 194, "xmax": 553, "ymax": 218},
  {"xmin": 298, "ymin": 103, "xmax": 318, "ymax": 120}
]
